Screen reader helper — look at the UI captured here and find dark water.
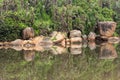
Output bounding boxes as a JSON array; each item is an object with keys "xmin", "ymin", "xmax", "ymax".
[{"xmin": 0, "ymin": 42, "xmax": 120, "ymax": 80}]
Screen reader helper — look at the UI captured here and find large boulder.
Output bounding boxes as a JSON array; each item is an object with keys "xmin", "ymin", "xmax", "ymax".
[
  {"xmin": 108, "ymin": 37, "xmax": 120, "ymax": 44},
  {"xmin": 69, "ymin": 30, "xmax": 82, "ymax": 38},
  {"xmin": 70, "ymin": 37, "xmax": 82, "ymax": 43},
  {"xmin": 50, "ymin": 31, "xmax": 66, "ymax": 43},
  {"xmin": 10, "ymin": 39, "xmax": 23, "ymax": 46},
  {"xmin": 22, "ymin": 27, "xmax": 35, "ymax": 40},
  {"xmin": 97, "ymin": 21, "xmax": 116, "ymax": 37}
]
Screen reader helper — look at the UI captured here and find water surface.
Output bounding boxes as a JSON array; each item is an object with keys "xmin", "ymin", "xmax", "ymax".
[{"xmin": 0, "ymin": 42, "xmax": 120, "ymax": 80}]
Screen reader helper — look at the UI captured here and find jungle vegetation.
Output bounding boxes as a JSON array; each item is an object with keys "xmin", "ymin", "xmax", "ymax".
[{"xmin": 0, "ymin": 0, "xmax": 120, "ymax": 41}]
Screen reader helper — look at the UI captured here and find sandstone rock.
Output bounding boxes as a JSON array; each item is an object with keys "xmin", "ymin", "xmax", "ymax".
[
  {"xmin": 11, "ymin": 46, "xmax": 22, "ymax": 51},
  {"xmin": 0, "ymin": 42, "xmax": 3, "ymax": 46},
  {"xmin": 88, "ymin": 32, "xmax": 96, "ymax": 41},
  {"xmin": 108, "ymin": 37, "xmax": 120, "ymax": 44},
  {"xmin": 70, "ymin": 37, "xmax": 82, "ymax": 43},
  {"xmin": 10, "ymin": 39, "xmax": 23, "ymax": 46},
  {"xmin": 50, "ymin": 31, "xmax": 66, "ymax": 43},
  {"xmin": 69, "ymin": 30, "xmax": 81, "ymax": 38},
  {"xmin": 22, "ymin": 27, "xmax": 35, "ymax": 40},
  {"xmin": 97, "ymin": 21, "xmax": 116, "ymax": 37},
  {"xmin": 32, "ymin": 36, "xmax": 44, "ymax": 44}
]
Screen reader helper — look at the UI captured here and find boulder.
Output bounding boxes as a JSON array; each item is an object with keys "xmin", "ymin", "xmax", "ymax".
[
  {"xmin": 88, "ymin": 32, "xmax": 96, "ymax": 41},
  {"xmin": 22, "ymin": 27, "xmax": 35, "ymax": 40},
  {"xmin": 0, "ymin": 42, "xmax": 3, "ymax": 46},
  {"xmin": 50, "ymin": 31, "xmax": 66, "ymax": 43},
  {"xmin": 10, "ymin": 39, "xmax": 23, "ymax": 46},
  {"xmin": 108, "ymin": 37, "xmax": 120, "ymax": 44},
  {"xmin": 97, "ymin": 21, "xmax": 116, "ymax": 37},
  {"xmin": 32, "ymin": 36, "xmax": 44, "ymax": 44},
  {"xmin": 69, "ymin": 30, "xmax": 81, "ymax": 38},
  {"xmin": 70, "ymin": 37, "xmax": 82, "ymax": 43}
]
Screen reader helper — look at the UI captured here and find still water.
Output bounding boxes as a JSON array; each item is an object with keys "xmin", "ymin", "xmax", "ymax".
[{"xmin": 0, "ymin": 42, "xmax": 120, "ymax": 80}]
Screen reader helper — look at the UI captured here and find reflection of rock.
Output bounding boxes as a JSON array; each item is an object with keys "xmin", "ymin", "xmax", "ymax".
[
  {"xmin": 23, "ymin": 50, "xmax": 35, "ymax": 61},
  {"xmin": 22, "ymin": 27, "xmax": 35, "ymax": 40},
  {"xmin": 99, "ymin": 43, "xmax": 117, "ymax": 59},
  {"xmin": 69, "ymin": 30, "xmax": 81, "ymax": 38},
  {"xmin": 50, "ymin": 31, "xmax": 66, "ymax": 43},
  {"xmin": 70, "ymin": 44, "xmax": 82, "ymax": 55},
  {"xmin": 97, "ymin": 21, "xmax": 116, "ymax": 37},
  {"xmin": 88, "ymin": 32, "xmax": 96, "ymax": 41},
  {"xmin": 88, "ymin": 41, "xmax": 96, "ymax": 50},
  {"xmin": 82, "ymin": 41, "xmax": 87, "ymax": 48},
  {"xmin": 108, "ymin": 37, "xmax": 120, "ymax": 44},
  {"xmin": 0, "ymin": 42, "xmax": 3, "ymax": 46},
  {"xmin": 60, "ymin": 39, "xmax": 66, "ymax": 47},
  {"xmin": 51, "ymin": 46, "xmax": 67, "ymax": 55}
]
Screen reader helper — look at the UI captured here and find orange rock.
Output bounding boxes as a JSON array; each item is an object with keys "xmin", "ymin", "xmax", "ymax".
[
  {"xmin": 108, "ymin": 37, "xmax": 120, "ymax": 44},
  {"xmin": 69, "ymin": 30, "xmax": 81, "ymax": 38},
  {"xmin": 97, "ymin": 21, "xmax": 116, "ymax": 37},
  {"xmin": 22, "ymin": 27, "xmax": 35, "ymax": 40},
  {"xmin": 50, "ymin": 31, "xmax": 66, "ymax": 43}
]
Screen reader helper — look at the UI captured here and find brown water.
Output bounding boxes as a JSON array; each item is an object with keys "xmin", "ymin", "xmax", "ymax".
[{"xmin": 0, "ymin": 42, "xmax": 120, "ymax": 80}]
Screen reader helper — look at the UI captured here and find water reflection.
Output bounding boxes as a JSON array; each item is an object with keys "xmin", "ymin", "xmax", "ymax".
[
  {"xmin": 0, "ymin": 42, "xmax": 120, "ymax": 80},
  {"xmin": 1, "ymin": 41, "xmax": 117, "ymax": 61},
  {"xmin": 99, "ymin": 43, "xmax": 117, "ymax": 59},
  {"xmin": 22, "ymin": 50, "xmax": 35, "ymax": 61},
  {"xmin": 0, "ymin": 41, "xmax": 118, "ymax": 61}
]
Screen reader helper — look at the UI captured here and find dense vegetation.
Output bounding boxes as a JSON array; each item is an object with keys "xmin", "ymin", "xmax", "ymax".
[{"xmin": 0, "ymin": 0, "xmax": 120, "ymax": 41}]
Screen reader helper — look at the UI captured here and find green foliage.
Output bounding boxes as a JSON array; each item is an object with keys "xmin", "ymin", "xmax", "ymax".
[{"xmin": 0, "ymin": 0, "xmax": 119, "ymax": 40}]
